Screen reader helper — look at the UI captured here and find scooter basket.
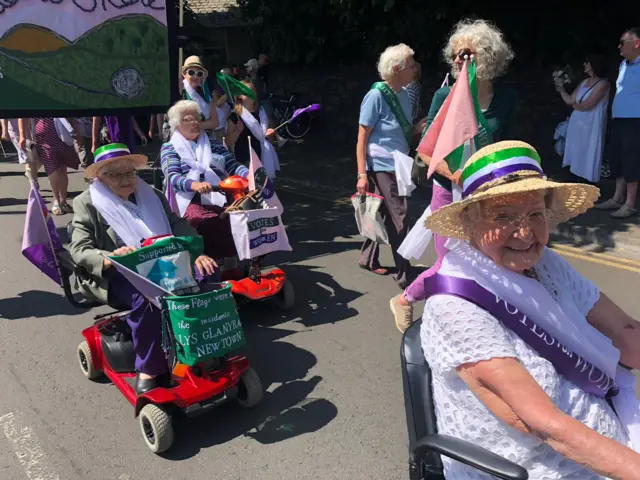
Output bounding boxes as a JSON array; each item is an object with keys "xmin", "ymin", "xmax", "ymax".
[{"xmin": 163, "ymin": 283, "xmax": 246, "ymax": 366}]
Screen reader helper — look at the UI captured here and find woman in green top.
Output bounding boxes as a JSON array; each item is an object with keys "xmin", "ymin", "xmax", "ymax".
[{"xmin": 390, "ymin": 19, "xmax": 518, "ymax": 333}]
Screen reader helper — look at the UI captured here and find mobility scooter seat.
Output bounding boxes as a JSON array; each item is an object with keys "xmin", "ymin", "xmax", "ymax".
[{"xmin": 401, "ymin": 319, "xmax": 528, "ymax": 480}]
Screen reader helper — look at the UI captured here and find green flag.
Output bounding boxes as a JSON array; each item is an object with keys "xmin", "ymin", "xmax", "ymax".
[{"xmin": 216, "ymin": 72, "xmax": 257, "ymax": 101}]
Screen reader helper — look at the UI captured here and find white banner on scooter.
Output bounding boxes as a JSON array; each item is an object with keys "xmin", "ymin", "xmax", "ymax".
[{"xmin": 229, "ymin": 208, "xmax": 292, "ymax": 261}]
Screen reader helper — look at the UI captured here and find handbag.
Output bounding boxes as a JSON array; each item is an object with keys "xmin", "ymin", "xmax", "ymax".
[{"xmin": 351, "ymin": 192, "xmax": 389, "ymax": 245}]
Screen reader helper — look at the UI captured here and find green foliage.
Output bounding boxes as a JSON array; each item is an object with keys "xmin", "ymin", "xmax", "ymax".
[{"xmin": 237, "ymin": 1, "xmax": 629, "ymax": 68}]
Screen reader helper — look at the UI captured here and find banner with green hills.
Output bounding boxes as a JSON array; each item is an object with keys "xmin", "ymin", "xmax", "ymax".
[{"xmin": 0, "ymin": 2, "xmax": 173, "ymax": 116}]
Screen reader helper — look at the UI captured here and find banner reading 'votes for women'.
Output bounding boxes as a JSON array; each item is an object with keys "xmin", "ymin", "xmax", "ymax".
[{"xmin": 0, "ymin": 1, "xmax": 175, "ymax": 117}]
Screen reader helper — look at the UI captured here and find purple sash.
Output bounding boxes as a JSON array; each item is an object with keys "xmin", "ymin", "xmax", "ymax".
[{"xmin": 424, "ymin": 274, "xmax": 617, "ymax": 398}]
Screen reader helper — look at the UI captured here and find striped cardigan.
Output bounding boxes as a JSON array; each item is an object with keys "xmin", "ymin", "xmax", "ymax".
[{"xmin": 160, "ymin": 135, "xmax": 249, "ymax": 192}]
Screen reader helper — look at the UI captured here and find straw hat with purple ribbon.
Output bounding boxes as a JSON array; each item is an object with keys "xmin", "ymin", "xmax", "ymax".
[
  {"xmin": 425, "ymin": 140, "xmax": 600, "ymax": 240},
  {"xmin": 84, "ymin": 143, "xmax": 147, "ymax": 178}
]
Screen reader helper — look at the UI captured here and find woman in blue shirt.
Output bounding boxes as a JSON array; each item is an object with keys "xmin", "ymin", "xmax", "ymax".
[{"xmin": 356, "ymin": 43, "xmax": 423, "ymax": 289}]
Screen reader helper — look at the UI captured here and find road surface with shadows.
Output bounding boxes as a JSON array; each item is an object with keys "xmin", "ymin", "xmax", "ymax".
[
  {"xmin": 164, "ymin": 324, "xmax": 337, "ymax": 460},
  {"xmin": 0, "ymin": 290, "xmax": 87, "ymax": 319}
]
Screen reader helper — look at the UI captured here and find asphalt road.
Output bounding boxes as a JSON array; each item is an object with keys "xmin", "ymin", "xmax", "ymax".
[{"xmin": 1, "ymin": 159, "xmax": 639, "ymax": 480}]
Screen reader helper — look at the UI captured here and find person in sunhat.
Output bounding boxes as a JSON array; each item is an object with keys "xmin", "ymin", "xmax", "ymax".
[
  {"xmin": 69, "ymin": 143, "xmax": 217, "ymax": 395},
  {"xmin": 181, "ymin": 55, "xmax": 219, "ymax": 132},
  {"xmin": 411, "ymin": 140, "xmax": 640, "ymax": 478}
]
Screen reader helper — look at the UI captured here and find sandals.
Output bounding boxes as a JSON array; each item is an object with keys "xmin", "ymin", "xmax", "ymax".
[
  {"xmin": 611, "ymin": 204, "xmax": 638, "ymax": 219},
  {"xmin": 51, "ymin": 203, "xmax": 63, "ymax": 215},
  {"xmin": 359, "ymin": 264, "xmax": 389, "ymax": 276},
  {"xmin": 61, "ymin": 202, "xmax": 73, "ymax": 214}
]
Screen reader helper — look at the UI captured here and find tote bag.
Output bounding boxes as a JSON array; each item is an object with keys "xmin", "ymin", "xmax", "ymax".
[
  {"xmin": 351, "ymin": 192, "xmax": 389, "ymax": 245},
  {"xmin": 229, "ymin": 207, "xmax": 292, "ymax": 260}
]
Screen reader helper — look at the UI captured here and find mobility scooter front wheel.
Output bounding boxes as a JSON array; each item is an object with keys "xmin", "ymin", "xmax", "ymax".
[
  {"xmin": 139, "ymin": 404, "xmax": 174, "ymax": 454},
  {"xmin": 237, "ymin": 367, "xmax": 263, "ymax": 408},
  {"xmin": 77, "ymin": 341, "xmax": 103, "ymax": 380}
]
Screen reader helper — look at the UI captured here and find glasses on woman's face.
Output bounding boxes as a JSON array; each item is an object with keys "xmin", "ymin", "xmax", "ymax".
[
  {"xmin": 181, "ymin": 116, "xmax": 200, "ymax": 125},
  {"xmin": 187, "ymin": 69, "xmax": 205, "ymax": 78},
  {"xmin": 452, "ymin": 48, "xmax": 477, "ymax": 61},
  {"xmin": 103, "ymin": 170, "xmax": 137, "ymax": 183},
  {"xmin": 487, "ymin": 210, "xmax": 548, "ymax": 232}
]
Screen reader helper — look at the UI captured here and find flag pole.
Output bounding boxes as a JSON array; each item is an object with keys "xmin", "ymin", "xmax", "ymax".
[{"xmin": 34, "ymin": 180, "xmax": 64, "ymax": 286}]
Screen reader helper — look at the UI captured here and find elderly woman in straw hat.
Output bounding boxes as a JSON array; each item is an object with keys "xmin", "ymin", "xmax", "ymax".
[
  {"xmin": 419, "ymin": 140, "xmax": 640, "ymax": 478},
  {"xmin": 69, "ymin": 144, "xmax": 217, "ymax": 395},
  {"xmin": 181, "ymin": 55, "xmax": 219, "ymax": 132}
]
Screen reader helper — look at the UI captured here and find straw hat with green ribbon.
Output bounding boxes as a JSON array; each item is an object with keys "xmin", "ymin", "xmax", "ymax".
[
  {"xmin": 85, "ymin": 143, "xmax": 147, "ymax": 179},
  {"xmin": 425, "ymin": 140, "xmax": 600, "ymax": 240}
]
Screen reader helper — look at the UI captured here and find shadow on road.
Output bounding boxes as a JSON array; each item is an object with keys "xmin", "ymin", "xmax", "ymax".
[
  {"xmin": 165, "ymin": 325, "xmax": 338, "ymax": 460},
  {"xmin": 243, "ymin": 263, "xmax": 361, "ymax": 328},
  {"xmin": 0, "ymin": 290, "xmax": 86, "ymax": 319},
  {"xmin": 0, "ymin": 197, "xmax": 27, "ymax": 207}
]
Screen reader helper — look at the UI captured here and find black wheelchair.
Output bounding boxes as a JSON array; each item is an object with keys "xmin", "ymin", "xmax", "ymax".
[{"xmin": 401, "ymin": 320, "xmax": 529, "ymax": 479}]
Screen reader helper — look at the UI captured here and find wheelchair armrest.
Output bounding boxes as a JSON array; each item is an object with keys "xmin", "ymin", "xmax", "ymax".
[{"xmin": 413, "ymin": 434, "xmax": 528, "ymax": 480}]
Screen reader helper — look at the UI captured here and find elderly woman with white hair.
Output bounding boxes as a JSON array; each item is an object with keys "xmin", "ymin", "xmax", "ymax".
[
  {"xmin": 356, "ymin": 43, "xmax": 423, "ymax": 288},
  {"xmin": 390, "ymin": 19, "xmax": 518, "ymax": 332},
  {"xmin": 160, "ymin": 100, "xmax": 249, "ymax": 260},
  {"xmin": 69, "ymin": 143, "xmax": 217, "ymax": 394},
  {"xmin": 416, "ymin": 140, "xmax": 640, "ymax": 478}
]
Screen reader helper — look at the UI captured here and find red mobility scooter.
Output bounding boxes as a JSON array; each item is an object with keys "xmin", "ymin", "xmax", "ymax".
[
  {"xmin": 199, "ymin": 175, "xmax": 295, "ymax": 310},
  {"xmin": 75, "ymin": 244, "xmax": 263, "ymax": 454}
]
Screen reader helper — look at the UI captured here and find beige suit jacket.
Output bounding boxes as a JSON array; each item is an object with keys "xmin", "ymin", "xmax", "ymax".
[{"xmin": 69, "ymin": 187, "xmax": 197, "ymax": 304}]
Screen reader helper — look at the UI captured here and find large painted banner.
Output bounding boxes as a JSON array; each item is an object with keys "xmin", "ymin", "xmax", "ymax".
[{"xmin": 0, "ymin": 1, "xmax": 177, "ymax": 118}]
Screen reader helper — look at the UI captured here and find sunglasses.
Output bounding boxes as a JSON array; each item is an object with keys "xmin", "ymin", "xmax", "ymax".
[
  {"xmin": 187, "ymin": 69, "xmax": 205, "ymax": 78},
  {"xmin": 452, "ymin": 48, "xmax": 477, "ymax": 61}
]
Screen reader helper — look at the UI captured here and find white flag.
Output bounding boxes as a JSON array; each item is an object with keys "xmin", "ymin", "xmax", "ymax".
[
  {"xmin": 249, "ymin": 144, "xmax": 283, "ymax": 213},
  {"xmin": 229, "ymin": 208, "xmax": 292, "ymax": 260}
]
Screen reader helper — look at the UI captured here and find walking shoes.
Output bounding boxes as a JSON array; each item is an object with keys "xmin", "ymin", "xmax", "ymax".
[{"xmin": 390, "ymin": 294, "xmax": 413, "ymax": 333}]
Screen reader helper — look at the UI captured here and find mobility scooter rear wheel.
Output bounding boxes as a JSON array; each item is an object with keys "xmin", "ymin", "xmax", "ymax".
[
  {"xmin": 139, "ymin": 404, "xmax": 174, "ymax": 454},
  {"xmin": 237, "ymin": 367, "xmax": 263, "ymax": 408},
  {"xmin": 77, "ymin": 341, "xmax": 102, "ymax": 380},
  {"xmin": 275, "ymin": 280, "xmax": 295, "ymax": 310}
]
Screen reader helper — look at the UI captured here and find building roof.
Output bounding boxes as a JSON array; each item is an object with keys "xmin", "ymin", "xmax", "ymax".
[{"xmin": 185, "ymin": 0, "xmax": 254, "ymax": 28}]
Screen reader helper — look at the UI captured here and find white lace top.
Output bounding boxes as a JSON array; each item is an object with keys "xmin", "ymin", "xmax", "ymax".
[{"xmin": 421, "ymin": 251, "xmax": 631, "ymax": 479}]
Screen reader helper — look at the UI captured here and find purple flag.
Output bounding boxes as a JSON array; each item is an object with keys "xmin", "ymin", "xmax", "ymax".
[
  {"xmin": 290, "ymin": 103, "xmax": 321, "ymax": 122},
  {"xmin": 166, "ymin": 181, "xmax": 180, "ymax": 216},
  {"xmin": 22, "ymin": 183, "xmax": 62, "ymax": 284}
]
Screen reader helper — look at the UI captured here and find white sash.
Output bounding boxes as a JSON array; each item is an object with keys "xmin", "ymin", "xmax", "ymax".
[
  {"xmin": 439, "ymin": 242, "xmax": 640, "ymax": 452},
  {"xmin": 89, "ymin": 178, "xmax": 172, "ymax": 248},
  {"xmin": 239, "ymin": 106, "xmax": 280, "ymax": 178},
  {"xmin": 169, "ymin": 130, "xmax": 226, "ymax": 217},
  {"xmin": 183, "ymin": 79, "xmax": 211, "ymax": 120},
  {"xmin": 215, "ymin": 103, "xmax": 231, "ymax": 133},
  {"xmin": 368, "ymin": 143, "xmax": 415, "ymax": 197}
]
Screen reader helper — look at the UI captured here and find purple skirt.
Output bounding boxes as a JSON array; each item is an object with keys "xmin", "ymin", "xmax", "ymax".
[{"xmin": 184, "ymin": 201, "xmax": 237, "ymax": 259}]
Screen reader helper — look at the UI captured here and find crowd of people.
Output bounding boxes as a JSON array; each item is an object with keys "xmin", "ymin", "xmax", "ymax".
[
  {"xmin": 2, "ymin": 16, "xmax": 640, "ymax": 478},
  {"xmin": 355, "ymin": 19, "xmax": 640, "ymax": 478}
]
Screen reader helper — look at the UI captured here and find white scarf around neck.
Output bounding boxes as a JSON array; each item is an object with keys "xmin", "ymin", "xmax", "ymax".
[
  {"xmin": 90, "ymin": 177, "xmax": 172, "ymax": 248},
  {"xmin": 440, "ymin": 241, "xmax": 620, "ymax": 378},
  {"xmin": 183, "ymin": 79, "xmax": 211, "ymax": 120},
  {"xmin": 169, "ymin": 130, "xmax": 226, "ymax": 216},
  {"xmin": 439, "ymin": 241, "xmax": 640, "ymax": 451},
  {"xmin": 239, "ymin": 106, "xmax": 280, "ymax": 178}
]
